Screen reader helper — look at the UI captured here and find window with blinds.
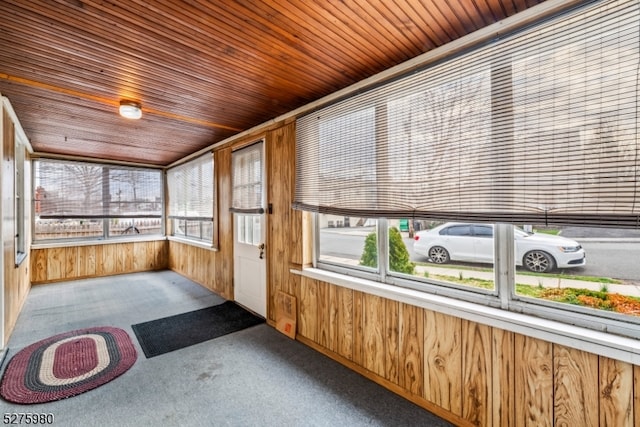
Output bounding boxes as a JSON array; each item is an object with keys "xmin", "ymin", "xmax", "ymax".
[
  {"xmin": 167, "ymin": 153, "xmax": 215, "ymax": 244},
  {"xmin": 33, "ymin": 158, "xmax": 163, "ymax": 240},
  {"xmin": 295, "ymin": 0, "xmax": 640, "ymax": 229}
]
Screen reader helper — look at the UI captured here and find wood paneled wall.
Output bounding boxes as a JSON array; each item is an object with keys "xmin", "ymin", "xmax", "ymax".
[
  {"xmin": 262, "ymin": 121, "xmax": 640, "ymax": 426},
  {"xmin": 2, "ymin": 105, "xmax": 31, "ymax": 345},
  {"xmin": 30, "ymin": 240, "xmax": 167, "ymax": 284},
  {"xmin": 167, "ymin": 147, "xmax": 233, "ymax": 300},
  {"xmin": 294, "ymin": 277, "xmax": 640, "ymax": 426}
]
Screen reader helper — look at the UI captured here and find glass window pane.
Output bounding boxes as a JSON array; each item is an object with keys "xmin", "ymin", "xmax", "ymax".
[
  {"xmin": 409, "ymin": 220, "xmax": 495, "ymax": 291},
  {"xmin": 34, "ymin": 218, "xmax": 104, "ymax": 240},
  {"xmin": 514, "ymin": 225, "xmax": 639, "ymax": 320},
  {"xmin": 318, "ymin": 214, "xmax": 378, "ymax": 270},
  {"xmin": 238, "ymin": 214, "xmax": 246, "ymax": 243}
]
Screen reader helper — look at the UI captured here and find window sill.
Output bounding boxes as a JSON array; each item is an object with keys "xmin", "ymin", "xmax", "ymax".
[
  {"xmin": 167, "ymin": 236, "xmax": 217, "ymax": 251},
  {"xmin": 32, "ymin": 235, "xmax": 166, "ymax": 250},
  {"xmin": 292, "ymin": 267, "xmax": 640, "ymax": 365}
]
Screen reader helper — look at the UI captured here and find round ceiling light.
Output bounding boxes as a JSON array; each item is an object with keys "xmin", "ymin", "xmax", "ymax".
[{"xmin": 119, "ymin": 100, "xmax": 142, "ymax": 119}]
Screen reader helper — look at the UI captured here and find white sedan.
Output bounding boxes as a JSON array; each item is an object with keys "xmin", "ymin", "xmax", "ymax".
[{"xmin": 413, "ymin": 222, "xmax": 586, "ymax": 273}]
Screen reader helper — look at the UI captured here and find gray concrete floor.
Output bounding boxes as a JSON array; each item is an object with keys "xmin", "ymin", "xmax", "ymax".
[{"xmin": 0, "ymin": 271, "xmax": 452, "ymax": 427}]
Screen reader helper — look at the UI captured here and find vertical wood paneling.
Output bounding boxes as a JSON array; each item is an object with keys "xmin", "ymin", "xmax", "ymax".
[
  {"xmin": 214, "ymin": 147, "xmax": 233, "ymax": 300},
  {"xmin": 65, "ymin": 247, "xmax": 78, "ymax": 278},
  {"xmin": 385, "ymin": 299, "xmax": 399, "ymax": 384},
  {"xmin": 267, "ymin": 125, "xmax": 297, "ymax": 321},
  {"xmin": 317, "ymin": 280, "xmax": 331, "ymax": 349},
  {"xmin": 31, "ymin": 248, "xmax": 47, "ymax": 282},
  {"xmin": 78, "ymin": 245, "xmax": 96, "ymax": 276},
  {"xmin": 327, "ymin": 284, "xmax": 338, "ymax": 352},
  {"xmin": 299, "ymin": 277, "xmax": 318, "ymax": 342},
  {"xmin": 31, "ymin": 241, "xmax": 166, "ymax": 284},
  {"xmin": 554, "ymin": 345, "xmax": 599, "ymax": 426},
  {"xmin": 46, "ymin": 247, "xmax": 65, "ymax": 281},
  {"xmin": 362, "ymin": 293, "xmax": 386, "ymax": 377},
  {"xmin": 399, "ymin": 302, "xmax": 423, "ymax": 396},
  {"xmin": 336, "ymin": 286, "xmax": 353, "ymax": 359},
  {"xmin": 599, "ymin": 357, "xmax": 633, "ymax": 427},
  {"xmin": 353, "ymin": 290, "xmax": 364, "ymax": 366},
  {"xmin": 492, "ymin": 328, "xmax": 515, "ymax": 427},
  {"xmin": 515, "ymin": 335, "xmax": 553, "ymax": 426},
  {"xmin": 462, "ymin": 320, "xmax": 492, "ymax": 426},
  {"xmin": 424, "ymin": 310, "xmax": 462, "ymax": 415}
]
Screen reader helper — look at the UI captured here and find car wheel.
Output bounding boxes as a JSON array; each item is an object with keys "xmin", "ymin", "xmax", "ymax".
[
  {"xmin": 428, "ymin": 246, "xmax": 450, "ymax": 264},
  {"xmin": 523, "ymin": 250, "xmax": 555, "ymax": 273}
]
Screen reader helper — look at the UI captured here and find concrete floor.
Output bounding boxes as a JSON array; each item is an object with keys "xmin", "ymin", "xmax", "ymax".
[{"xmin": 0, "ymin": 271, "xmax": 452, "ymax": 427}]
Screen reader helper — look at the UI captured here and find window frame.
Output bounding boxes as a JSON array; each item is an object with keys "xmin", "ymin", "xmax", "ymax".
[
  {"xmin": 32, "ymin": 158, "xmax": 164, "ymax": 243},
  {"xmin": 166, "ymin": 152, "xmax": 216, "ymax": 248},
  {"xmin": 313, "ymin": 216, "xmax": 640, "ymax": 340}
]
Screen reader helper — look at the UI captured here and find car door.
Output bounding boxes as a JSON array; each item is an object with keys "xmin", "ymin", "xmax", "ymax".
[
  {"xmin": 471, "ymin": 224, "xmax": 494, "ymax": 264},
  {"xmin": 441, "ymin": 224, "xmax": 474, "ymax": 261}
]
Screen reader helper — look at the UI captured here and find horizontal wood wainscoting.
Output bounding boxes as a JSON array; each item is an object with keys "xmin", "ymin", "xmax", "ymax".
[
  {"xmin": 295, "ymin": 277, "xmax": 640, "ymax": 427},
  {"xmin": 30, "ymin": 240, "xmax": 168, "ymax": 284}
]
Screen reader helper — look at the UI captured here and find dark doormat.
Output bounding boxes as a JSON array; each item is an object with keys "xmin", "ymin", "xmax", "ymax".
[{"xmin": 131, "ymin": 301, "xmax": 265, "ymax": 358}]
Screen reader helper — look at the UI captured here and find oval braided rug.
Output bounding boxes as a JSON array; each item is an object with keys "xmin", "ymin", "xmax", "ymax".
[{"xmin": 1, "ymin": 326, "xmax": 137, "ymax": 404}]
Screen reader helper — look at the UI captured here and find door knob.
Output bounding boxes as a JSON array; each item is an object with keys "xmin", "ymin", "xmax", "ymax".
[{"xmin": 258, "ymin": 243, "xmax": 265, "ymax": 259}]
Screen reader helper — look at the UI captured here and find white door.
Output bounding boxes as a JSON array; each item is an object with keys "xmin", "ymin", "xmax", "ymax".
[
  {"xmin": 234, "ymin": 213, "xmax": 266, "ymax": 317},
  {"xmin": 232, "ymin": 141, "xmax": 266, "ymax": 318}
]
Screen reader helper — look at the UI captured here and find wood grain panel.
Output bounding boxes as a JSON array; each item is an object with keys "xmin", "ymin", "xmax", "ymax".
[
  {"xmin": 30, "ymin": 248, "xmax": 47, "ymax": 283},
  {"xmin": 214, "ymin": 147, "xmax": 233, "ymax": 300},
  {"xmin": 64, "ymin": 246, "xmax": 78, "ymax": 278},
  {"xmin": 514, "ymin": 335, "xmax": 553, "ymax": 427},
  {"xmin": 492, "ymin": 328, "xmax": 515, "ymax": 427},
  {"xmin": 46, "ymin": 247, "xmax": 65, "ymax": 281},
  {"xmin": 554, "ymin": 345, "xmax": 599, "ymax": 426},
  {"xmin": 317, "ymin": 280, "xmax": 331, "ymax": 350},
  {"xmin": 78, "ymin": 245, "xmax": 96, "ymax": 277},
  {"xmin": 353, "ymin": 290, "xmax": 364, "ymax": 366},
  {"xmin": 336, "ymin": 286, "xmax": 353, "ymax": 360},
  {"xmin": 462, "ymin": 320, "xmax": 492, "ymax": 426},
  {"xmin": 385, "ymin": 299, "xmax": 399, "ymax": 384},
  {"xmin": 599, "ymin": 357, "xmax": 633, "ymax": 427},
  {"xmin": 424, "ymin": 310, "xmax": 462, "ymax": 415},
  {"xmin": 299, "ymin": 277, "xmax": 318, "ymax": 342},
  {"xmin": 399, "ymin": 303, "xmax": 423, "ymax": 396},
  {"xmin": 362, "ymin": 293, "xmax": 386, "ymax": 377}
]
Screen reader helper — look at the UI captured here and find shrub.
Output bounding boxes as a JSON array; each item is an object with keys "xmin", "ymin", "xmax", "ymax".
[{"xmin": 360, "ymin": 226, "xmax": 415, "ymax": 274}]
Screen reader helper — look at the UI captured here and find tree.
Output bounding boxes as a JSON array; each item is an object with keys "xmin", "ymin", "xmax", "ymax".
[{"xmin": 360, "ymin": 226, "xmax": 415, "ymax": 274}]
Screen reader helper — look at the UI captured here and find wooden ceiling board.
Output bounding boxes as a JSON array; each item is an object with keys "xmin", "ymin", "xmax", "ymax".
[{"xmin": 0, "ymin": 0, "xmax": 548, "ymax": 166}]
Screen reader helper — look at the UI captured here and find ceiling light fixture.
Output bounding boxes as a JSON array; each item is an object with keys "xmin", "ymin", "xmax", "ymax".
[{"xmin": 119, "ymin": 100, "xmax": 142, "ymax": 119}]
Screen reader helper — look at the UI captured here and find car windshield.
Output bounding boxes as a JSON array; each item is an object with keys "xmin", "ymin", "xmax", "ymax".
[{"xmin": 514, "ymin": 227, "xmax": 532, "ymax": 237}]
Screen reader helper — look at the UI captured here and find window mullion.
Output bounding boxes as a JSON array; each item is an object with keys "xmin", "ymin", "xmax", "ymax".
[
  {"xmin": 494, "ymin": 223, "xmax": 514, "ymax": 309},
  {"xmin": 379, "ymin": 218, "xmax": 388, "ymax": 281}
]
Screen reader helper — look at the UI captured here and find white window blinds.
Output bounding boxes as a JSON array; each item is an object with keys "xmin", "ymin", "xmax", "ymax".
[
  {"xmin": 34, "ymin": 158, "xmax": 163, "ymax": 219},
  {"xmin": 167, "ymin": 153, "xmax": 214, "ymax": 220},
  {"xmin": 231, "ymin": 142, "xmax": 264, "ymax": 213},
  {"xmin": 294, "ymin": 0, "xmax": 640, "ymax": 228}
]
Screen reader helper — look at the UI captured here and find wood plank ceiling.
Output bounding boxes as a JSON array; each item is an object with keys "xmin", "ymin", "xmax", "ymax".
[{"xmin": 0, "ymin": 0, "xmax": 545, "ymax": 166}]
